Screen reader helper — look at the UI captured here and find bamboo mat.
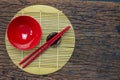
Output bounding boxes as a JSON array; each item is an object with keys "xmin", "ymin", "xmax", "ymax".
[{"xmin": 5, "ymin": 5, "xmax": 75, "ymax": 75}]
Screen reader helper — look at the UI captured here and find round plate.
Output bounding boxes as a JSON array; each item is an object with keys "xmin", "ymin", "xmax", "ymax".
[{"xmin": 5, "ymin": 5, "xmax": 75, "ymax": 75}]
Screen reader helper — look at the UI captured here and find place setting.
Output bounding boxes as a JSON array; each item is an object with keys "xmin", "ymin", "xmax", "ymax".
[{"xmin": 5, "ymin": 5, "xmax": 75, "ymax": 75}]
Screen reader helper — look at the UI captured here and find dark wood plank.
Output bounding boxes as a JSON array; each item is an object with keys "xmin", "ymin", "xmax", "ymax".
[{"xmin": 0, "ymin": 0, "xmax": 120, "ymax": 80}]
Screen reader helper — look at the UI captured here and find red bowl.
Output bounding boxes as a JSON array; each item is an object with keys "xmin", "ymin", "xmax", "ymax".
[{"xmin": 7, "ymin": 16, "xmax": 42, "ymax": 50}]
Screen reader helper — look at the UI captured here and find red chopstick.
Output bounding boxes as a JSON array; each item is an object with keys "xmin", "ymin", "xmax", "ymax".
[{"xmin": 19, "ymin": 26, "xmax": 71, "ymax": 68}]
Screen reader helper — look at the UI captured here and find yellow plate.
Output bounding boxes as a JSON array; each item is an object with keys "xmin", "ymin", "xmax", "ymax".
[{"xmin": 5, "ymin": 5, "xmax": 75, "ymax": 75}]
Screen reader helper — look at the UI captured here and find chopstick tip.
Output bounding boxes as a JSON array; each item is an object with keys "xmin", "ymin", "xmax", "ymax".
[
  {"xmin": 67, "ymin": 26, "xmax": 71, "ymax": 29},
  {"xmin": 22, "ymin": 66, "xmax": 25, "ymax": 69}
]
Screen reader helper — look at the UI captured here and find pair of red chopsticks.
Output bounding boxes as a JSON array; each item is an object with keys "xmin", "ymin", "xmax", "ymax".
[{"xmin": 19, "ymin": 26, "xmax": 71, "ymax": 68}]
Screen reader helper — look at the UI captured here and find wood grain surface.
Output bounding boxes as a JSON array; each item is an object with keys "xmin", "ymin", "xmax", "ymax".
[{"xmin": 0, "ymin": 0, "xmax": 120, "ymax": 80}]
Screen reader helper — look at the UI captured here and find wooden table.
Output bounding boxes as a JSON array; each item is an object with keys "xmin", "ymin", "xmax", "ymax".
[{"xmin": 0, "ymin": 0, "xmax": 120, "ymax": 80}]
